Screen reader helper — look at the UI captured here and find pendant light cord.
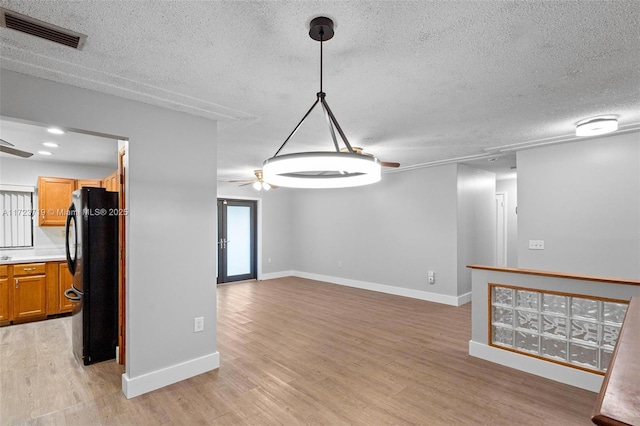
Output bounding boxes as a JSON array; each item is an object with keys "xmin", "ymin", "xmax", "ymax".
[{"xmin": 319, "ymin": 30, "xmax": 324, "ymax": 93}]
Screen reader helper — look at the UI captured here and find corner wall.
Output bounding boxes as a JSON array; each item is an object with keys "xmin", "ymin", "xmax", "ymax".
[{"xmin": 517, "ymin": 132, "xmax": 640, "ymax": 279}]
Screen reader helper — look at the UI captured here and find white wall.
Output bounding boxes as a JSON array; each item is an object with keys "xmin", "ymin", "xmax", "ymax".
[
  {"xmin": 1, "ymin": 70, "xmax": 219, "ymax": 398},
  {"xmin": 456, "ymin": 165, "xmax": 496, "ymax": 295},
  {"xmin": 0, "ymin": 157, "xmax": 116, "ymax": 251},
  {"xmin": 517, "ymin": 132, "xmax": 640, "ymax": 279},
  {"xmin": 290, "ymin": 165, "xmax": 461, "ymax": 299},
  {"xmin": 216, "ymin": 181, "xmax": 293, "ymax": 277},
  {"xmin": 496, "ymin": 178, "xmax": 518, "ymax": 267}
]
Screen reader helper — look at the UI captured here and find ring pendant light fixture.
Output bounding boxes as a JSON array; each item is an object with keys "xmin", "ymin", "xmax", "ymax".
[{"xmin": 262, "ymin": 17, "xmax": 381, "ymax": 189}]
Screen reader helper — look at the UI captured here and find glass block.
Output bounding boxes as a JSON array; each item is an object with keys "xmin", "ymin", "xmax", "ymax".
[
  {"xmin": 569, "ymin": 342, "xmax": 598, "ymax": 369},
  {"xmin": 542, "ymin": 314, "xmax": 567, "ymax": 337},
  {"xmin": 571, "ymin": 319, "xmax": 598, "ymax": 344},
  {"xmin": 516, "ymin": 310, "xmax": 539, "ymax": 331},
  {"xmin": 515, "ymin": 331, "xmax": 539, "ymax": 353},
  {"xmin": 600, "ymin": 347, "xmax": 613, "ymax": 371},
  {"xmin": 492, "ymin": 326, "xmax": 513, "ymax": 347},
  {"xmin": 603, "ymin": 302, "xmax": 627, "ymax": 324},
  {"xmin": 516, "ymin": 290, "xmax": 538, "ymax": 310},
  {"xmin": 542, "ymin": 294, "xmax": 567, "ymax": 315},
  {"xmin": 601, "ymin": 324, "xmax": 620, "ymax": 347},
  {"xmin": 493, "ymin": 287, "xmax": 513, "ymax": 306},
  {"xmin": 542, "ymin": 336, "xmax": 567, "ymax": 361},
  {"xmin": 571, "ymin": 297, "xmax": 598, "ymax": 320},
  {"xmin": 493, "ymin": 306, "xmax": 513, "ymax": 326}
]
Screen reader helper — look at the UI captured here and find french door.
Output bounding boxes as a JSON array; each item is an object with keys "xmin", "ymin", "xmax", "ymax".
[{"xmin": 217, "ymin": 199, "xmax": 257, "ymax": 283}]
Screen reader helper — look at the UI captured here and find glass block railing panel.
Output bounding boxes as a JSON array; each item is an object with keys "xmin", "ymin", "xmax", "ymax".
[
  {"xmin": 571, "ymin": 297, "xmax": 599, "ymax": 320},
  {"xmin": 490, "ymin": 284, "xmax": 628, "ymax": 373},
  {"xmin": 603, "ymin": 302, "xmax": 627, "ymax": 324},
  {"xmin": 542, "ymin": 294, "xmax": 568, "ymax": 315}
]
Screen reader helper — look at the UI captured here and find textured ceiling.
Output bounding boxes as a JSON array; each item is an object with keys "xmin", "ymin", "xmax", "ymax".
[{"xmin": 1, "ymin": 1, "xmax": 639, "ymax": 181}]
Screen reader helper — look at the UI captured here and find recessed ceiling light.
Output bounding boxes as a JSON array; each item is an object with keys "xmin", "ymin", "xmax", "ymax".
[
  {"xmin": 43, "ymin": 142, "xmax": 59, "ymax": 148},
  {"xmin": 575, "ymin": 116, "xmax": 618, "ymax": 137},
  {"xmin": 47, "ymin": 127, "xmax": 65, "ymax": 135},
  {"xmin": 38, "ymin": 150, "xmax": 52, "ymax": 156}
]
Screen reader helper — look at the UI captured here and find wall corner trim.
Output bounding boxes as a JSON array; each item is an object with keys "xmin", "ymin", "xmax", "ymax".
[
  {"xmin": 468, "ymin": 340, "xmax": 602, "ymax": 392},
  {"xmin": 292, "ymin": 271, "xmax": 469, "ymax": 306},
  {"xmin": 122, "ymin": 351, "xmax": 220, "ymax": 399}
]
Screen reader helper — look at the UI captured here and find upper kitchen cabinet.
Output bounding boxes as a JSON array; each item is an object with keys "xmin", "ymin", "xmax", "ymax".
[
  {"xmin": 77, "ymin": 179, "xmax": 102, "ymax": 189},
  {"xmin": 37, "ymin": 176, "xmax": 76, "ymax": 226},
  {"xmin": 103, "ymin": 171, "xmax": 118, "ymax": 192}
]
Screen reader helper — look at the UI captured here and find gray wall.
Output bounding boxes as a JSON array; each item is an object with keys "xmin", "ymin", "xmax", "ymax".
[
  {"xmin": 496, "ymin": 178, "xmax": 518, "ymax": 267},
  {"xmin": 290, "ymin": 165, "xmax": 460, "ymax": 296},
  {"xmin": 1, "ymin": 70, "xmax": 219, "ymax": 395},
  {"xmin": 0, "ymin": 157, "xmax": 116, "ymax": 251},
  {"xmin": 517, "ymin": 132, "xmax": 640, "ymax": 279},
  {"xmin": 456, "ymin": 164, "xmax": 496, "ymax": 295}
]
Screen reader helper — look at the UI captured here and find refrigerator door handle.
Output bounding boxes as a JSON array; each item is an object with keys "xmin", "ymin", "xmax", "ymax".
[
  {"xmin": 64, "ymin": 287, "xmax": 82, "ymax": 301},
  {"xmin": 65, "ymin": 202, "xmax": 77, "ymax": 275}
]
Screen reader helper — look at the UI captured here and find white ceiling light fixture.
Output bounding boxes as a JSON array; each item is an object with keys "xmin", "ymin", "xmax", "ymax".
[
  {"xmin": 47, "ymin": 127, "xmax": 65, "ymax": 135},
  {"xmin": 43, "ymin": 142, "xmax": 59, "ymax": 148},
  {"xmin": 575, "ymin": 116, "xmax": 618, "ymax": 137},
  {"xmin": 262, "ymin": 17, "xmax": 381, "ymax": 189},
  {"xmin": 38, "ymin": 150, "xmax": 52, "ymax": 156}
]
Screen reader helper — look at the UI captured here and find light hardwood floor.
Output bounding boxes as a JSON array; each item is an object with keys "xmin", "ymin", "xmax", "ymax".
[{"xmin": 1, "ymin": 277, "xmax": 597, "ymax": 425}]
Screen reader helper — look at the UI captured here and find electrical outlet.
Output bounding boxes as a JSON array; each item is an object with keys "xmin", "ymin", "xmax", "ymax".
[
  {"xmin": 338, "ymin": 260, "xmax": 342, "ymax": 268},
  {"xmin": 268, "ymin": 258, "xmax": 272, "ymax": 264},
  {"xmin": 428, "ymin": 271, "xmax": 435, "ymax": 284},
  {"xmin": 528, "ymin": 240, "xmax": 545, "ymax": 250},
  {"xmin": 194, "ymin": 317, "xmax": 204, "ymax": 333}
]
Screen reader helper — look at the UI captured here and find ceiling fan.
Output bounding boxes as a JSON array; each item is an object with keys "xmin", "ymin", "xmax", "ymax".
[
  {"xmin": 339, "ymin": 147, "xmax": 400, "ymax": 168},
  {"xmin": 0, "ymin": 138, "xmax": 33, "ymax": 158},
  {"xmin": 228, "ymin": 170, "xmax": 277, "ymax": 191}
]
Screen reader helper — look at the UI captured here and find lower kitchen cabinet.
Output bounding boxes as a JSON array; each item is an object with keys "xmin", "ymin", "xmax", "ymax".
[
  {"xmin": 13, "ymin": 274, "xmax": 47, "ymax": 320},
  {"xmin": 58, "ymin": 263, "xmax": 74, "ymax": 313},
  {"xmin": 0, "ymin": 265, "xmax": 9, "ymax": 322}
]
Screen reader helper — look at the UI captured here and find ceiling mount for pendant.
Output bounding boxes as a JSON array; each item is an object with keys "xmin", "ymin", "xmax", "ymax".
[{"xmin": 262, "ymin": 16, "xmax": 382, "ymax": 189}]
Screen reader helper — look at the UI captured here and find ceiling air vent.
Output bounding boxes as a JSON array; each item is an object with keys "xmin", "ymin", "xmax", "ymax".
[{"xmin": 0, "ymin": 8, "xmax": 86, "ymax": 50}]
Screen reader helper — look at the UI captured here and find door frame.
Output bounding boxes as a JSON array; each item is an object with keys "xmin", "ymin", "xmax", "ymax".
[
  {"xmin": 495, "ymin": 192, "xmax": 508, "ymax": 267},
  {"xmin": 216, "ymin": 196, "xmax": 261, "ymax": 283}
]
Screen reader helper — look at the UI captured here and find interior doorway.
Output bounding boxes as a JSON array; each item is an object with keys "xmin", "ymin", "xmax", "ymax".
[
  {"xmin": 217, "ymin": 199, "xmax": 257, "ymax": 283},
  {"xmin": 495, "ymin": 192, "xmax": 507, "ymax": 267}
]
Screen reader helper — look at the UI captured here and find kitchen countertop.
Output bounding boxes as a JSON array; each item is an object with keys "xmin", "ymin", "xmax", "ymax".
[{"xmin": 0, "ymin": 254, "xmax": 66, "ymax": 265}]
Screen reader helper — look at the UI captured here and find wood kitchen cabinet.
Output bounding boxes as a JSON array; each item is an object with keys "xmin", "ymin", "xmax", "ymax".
[
  {"xmin": 12, "ymin": 263, "xmax": 47, "ymax": 321},
  {"xmin": 37, "ymin": 176, "xmax": 76, "ymax": 226},
  {"xmin": 0, "ymin": 265, "xmax": 9, "ymax": 322},
  {"xmin": 77, "ymin": 179, "xmax": 102, "ymax": 189},
  {"xmin": 58, "ymin": 263, "xmax": 74, "ymax": 313},
  {"xmin": 102, "ymin": 171, "xmax": 118, "ymax": 192}
]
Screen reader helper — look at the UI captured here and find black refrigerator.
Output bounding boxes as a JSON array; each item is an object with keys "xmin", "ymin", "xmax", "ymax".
[{"xmin": 64, "ymin": 187, "xmax": 119, "ymax": 365}]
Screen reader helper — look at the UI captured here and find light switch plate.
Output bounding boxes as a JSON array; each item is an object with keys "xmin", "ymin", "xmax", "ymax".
[{"xmin": 529, "ymin": 240, "xmax": 545, "ymax": 250}]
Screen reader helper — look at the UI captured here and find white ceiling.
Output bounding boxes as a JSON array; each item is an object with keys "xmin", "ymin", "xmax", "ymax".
[
  {"xmin": 1, "ymin": 1, "xmax": 638, "ymax": 181},
  {"xmin": 0, "ymin": 118, "xmax": 119, "ymax": 168}
]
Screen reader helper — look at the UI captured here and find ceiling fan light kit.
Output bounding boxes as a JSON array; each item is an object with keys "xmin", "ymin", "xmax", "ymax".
[
  {"xmin": 575, "ymin": 116, "xmax": 618, "ymax": 137},
  {"xmin": 262, "ymin": 16, "xmax": 382, "ymax": 189}
]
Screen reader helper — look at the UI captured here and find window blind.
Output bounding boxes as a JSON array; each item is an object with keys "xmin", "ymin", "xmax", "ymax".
[{"xmin": 1, "ymin": 188, "xmax": 34, "ymax": 249}]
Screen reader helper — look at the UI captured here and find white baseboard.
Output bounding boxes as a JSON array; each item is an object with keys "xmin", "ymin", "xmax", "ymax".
[
  {"xmin": 468, "ymin": 340, "xmax": 602, "ymax": 392},
  {"xmin": 259, "ymin": 270, "xmax": 294, "ymax": 281},
  {"xmin": 122, "ymin": 351, "xmax": 220, "ymax": 399},
  {"xmin": 293, "ymin": 270, "xmax": 470, "ymax": 306}
]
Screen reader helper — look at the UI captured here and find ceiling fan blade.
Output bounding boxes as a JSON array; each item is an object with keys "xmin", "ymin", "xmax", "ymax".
[
  {"xmin": 0, "ymin": 145, "xmax": 33, "ymax": 158},
  {"xmin": 238, "ymin": 182, "xmax": 255, "ymax": 187},
  {"xmin": 228, "ymin": 179, "xmax": 254, "ymax": 183},
  {"xmin": 380, "ymin": 161, "xmax": 400, "ymax": 168},
  {"xmin": 0, "ymin": 138, "xmax": 15, "ymax": 147}
]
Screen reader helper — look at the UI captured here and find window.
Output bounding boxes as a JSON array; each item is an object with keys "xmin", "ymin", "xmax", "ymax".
[{"xmin": 1, "ymin": 185, "xmax": 35, "ymax": 249}]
